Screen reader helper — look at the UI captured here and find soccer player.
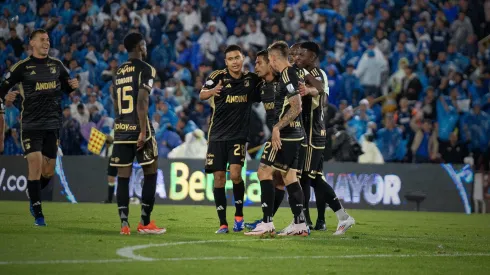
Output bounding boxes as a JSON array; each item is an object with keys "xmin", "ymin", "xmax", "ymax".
[
  {"xmin": 244, "ymin": 50, "xmax": 287, "ymax": 230},
  {"xmin": 245, "ymin": 41, "xmax": 308, "ymax": 236},
  {"xmin": 0, "ymin": 29, "xmax": 79, "ymax": 226},
  {"xmin": 200, "ymin": 44, "xmax": 261, "ymax": 234},
  {"xmin": 110, "ymin": 32, "xmax": 165, "ymax": 235},
  {"xmin": 295, "ymin": 41, "xmax": 355, "ymax": 235}
]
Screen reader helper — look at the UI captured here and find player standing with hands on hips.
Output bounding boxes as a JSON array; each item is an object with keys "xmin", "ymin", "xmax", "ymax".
[{"xmin": 0, "ymin": 29, "xmax": 78, "ymax": 226}]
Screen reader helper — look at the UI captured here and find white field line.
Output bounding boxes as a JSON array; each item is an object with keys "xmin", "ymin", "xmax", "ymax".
[{"xmin": 1, "ymin": 239, "xmax": 489, "ymax": 265}]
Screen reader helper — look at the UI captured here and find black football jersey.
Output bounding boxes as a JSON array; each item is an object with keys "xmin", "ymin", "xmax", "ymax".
[
  {"xmin": 302, "ymin": 67, "xmax": 327, "ymax": 148},
  {"xmin": 275, "ymin": 66, "xmax": 304, "ymax": 140},
  {"xmin": 258, "ymin": 77, "xmax": 279, "ymax": 131},
  {"xmin": 0, "ymin": 56, "xmax": 75, "ymax": 130},
  {"xmin": 202, "ymin": 69, "xmax": 261, "ymax": 142},
  {"xmin": 113, "ymin": 59, "xmax": 156, "ymax": 143}
]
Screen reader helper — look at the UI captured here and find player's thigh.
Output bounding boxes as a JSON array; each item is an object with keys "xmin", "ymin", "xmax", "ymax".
[
  {"xmin": 142, "ymin": 158, "xmax": 158, "ymax": 175},
  {"xmin": 272, "ymin": 170, "xmax": 285, "ymax": 189},
  {"xmin": 21, "ymin": 130, "xmax": 43, "ymax": 158},
  {"xmin": 205, "ymin": 141, "xmax": 227, "ymax": 174},
  {"xmin": 110, "ymin": 143, "xmax": 135, "ymax": 171},
  {"xmin": 40, "ymin": 130, "xmax": 58, "ymax": 177},
  {"xmin": 213, "ymin": 171, "xmax": 226, "ymax": 187},
  {"xmin": 136, "ymin": 137, "xmax": 158, "ymax": 168}
]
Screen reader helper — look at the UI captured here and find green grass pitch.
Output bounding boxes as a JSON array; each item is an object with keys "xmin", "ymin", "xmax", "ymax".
[{"xmin": 0, "ymin": 201, "xmax": 489, "ymax": 274}]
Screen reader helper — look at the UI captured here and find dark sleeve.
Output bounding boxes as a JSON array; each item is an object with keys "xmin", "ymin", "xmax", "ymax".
[
  {"xmin": 0, "ymin": 63, "xmax": 24, "ymax": 99},
  {"xmin": 0, "ymin": 98, "xmax": 4, "ymax": 114},
  {"xmin": 140, "ymin": 64, "xmax": 157, "ymax": 93},
  {"xmin": 251, "ymin": 75, "xmax": 262, "ymax": 103},
  {"xmin": 281, "ymin": 67, "xmax": 301, "ymax": 99},
  {"xmin": 58, "ymin": 60, "xmax": 75, "ymax": 94},
  {"xmin": 202, "ymin": 70, "xmax": 224, "ymax": 90}
]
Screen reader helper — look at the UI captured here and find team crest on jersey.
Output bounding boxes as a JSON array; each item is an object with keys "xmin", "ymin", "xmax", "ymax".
[
  {"xmin": 286, "ymin": 84, "xmax": 295, "ymax": 93},
  {"xmin": 4, "ymin": 72, "xmax": 10, "ymax": 79},
  {"xmin": 50, "ymin": 67, "xmax": 57, "ymax": 74},
  {"xmin": 244, "ymin": 80, "xmax": 249, "ymax": 87},
  {"xmin": 205, "ymin": 80, "xmax": 214, "ymax": 86}
]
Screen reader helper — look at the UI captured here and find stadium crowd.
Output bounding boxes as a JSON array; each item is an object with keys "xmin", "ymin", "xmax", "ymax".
[{"xmin": 0, "ymin": 0, "xmax": 490, "ymax": 169}]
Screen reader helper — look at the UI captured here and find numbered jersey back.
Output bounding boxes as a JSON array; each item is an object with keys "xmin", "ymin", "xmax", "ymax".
[{"xmin": 113, "ymin": 59, "xmax": 156, "ymax": 143}]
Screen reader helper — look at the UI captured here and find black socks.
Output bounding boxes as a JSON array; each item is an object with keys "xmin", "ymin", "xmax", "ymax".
[
  {"xmin": 233, "ymin": 181, "xmax": 245, "ymax": 217},
  {"xmin": 141, "ymin": 174, "xmax": 157, "ymax": 226},
  {"xmin": 213, "ymin": 187, "xmax": 227, "ymax": 226},
  {"xmin": 260, "ymin": 180, "xmax": 275, "ymax": 223},
  {"xmin": 117, "ymin": 177, "xmax": 130, "ymax": 225},
  {"xmin": 27, "ymin": 180, "xmax": 43, "ymax": 218},
  {"xmin": 286, "ymin": 182, "xmax": 305, "ymax": 224},
  {"xmin": 272, "ymin": 188, "xmax": 285, "ymax": 216}
]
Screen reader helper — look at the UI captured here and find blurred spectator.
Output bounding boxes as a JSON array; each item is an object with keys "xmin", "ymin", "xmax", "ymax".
[
  {"xmin": 72, "ymin": 103, "xmax": 90, "ymax": 126},
  {"xmin": 355, "ymin": 42, "xmax": 388, "ymax": 98},
  {"xmin": 450, "ymin": 12, "xmax": 474, "ymax": 50},
  {"xmin": 339, "ymin": 62, "xmax": 362, "ymax": 106},
  {"xmin": 331, "ymin": 126, "xmax": 363, "ymax": 162},
  {"xmin": 411, "ymin": 119, "xmax": 439, "ymax": 163},
  {"xmin": 180, "ymin": 1, "xmax": 200, "ymax": 32},
  {"xmin": 189, "ymin": 101, "xmax": 208, "ymax": 130},
  {"xmin": 358, "ymin": 122, "xmax": 384, "ymax": 164},
  {"xmin": 3, "ymin": 99, "xmax": 19, "ymax": 130},
  {"xmin": 437, "ymin": 90, "xmax": 460, "ymax": 142},
  {"xmin": 156, "ymin": 101, "xmax": 178, "ymax": 129},
  {"xmin": 168, "ymin": 129, "xmax": 207, "ymax": 159},
  {"xmin": 439, "ymin": 131, "xmax": 469, "ymax": 164},
  {"xmin": 376, "ymin": 115, "xmax": 404, "ymax": 162},
  {"xmin": 86, "ymin": 93, "xmax": 104, "ymax": 113},
  {"xmin": 243, "ymin": 21, "xmax": 266, "ymax": 51},
  {"xmin": 175, "ymin": 116, "xmax": 197, "ymax": 141},
  {"xmin": 60, "ymin": 106, "xmax": 83, "ymax": 155},
  {"xmin": 151, "ymin": 35, "xmax": 174, "ymax": 79},
  {"xmin": 3, "ymin": 127, "xmax": 23, "ymax": 156},
  {"xmin": 198, "ymin": 21, "xmax": 224, "ymax": 56},
  {"xmin": 400, "ymin": 65, "xmax": 423, "ymax": 103},
  {"xmin": 7, "ymin": 28, "xmax": 23, "ymax": 57},
  {"xmin": 388, "ymin": 57, "xmax": 408, "ymax": 94},
  {"xmin": 156, "ymin": 127, "xmax": 182, "ymax": 158}
]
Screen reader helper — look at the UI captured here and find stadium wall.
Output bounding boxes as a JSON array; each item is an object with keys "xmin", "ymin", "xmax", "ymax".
[{"xmin": 0, "ymin": 156, "xmax": 473, "ymax": 213}]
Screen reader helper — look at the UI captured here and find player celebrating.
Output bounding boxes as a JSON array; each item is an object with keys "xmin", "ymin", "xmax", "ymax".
[
  {"xmin": 110, "ymin": 32, "xmax": 165, "ymax": 235},
  {"xmin": 200, "ymin": 44, "xmax": 261, "ymax": 234},
  {"xmin": 295, "ymin": 41, "xmax": 355, "ymax": 235},
  {"xmin": 244, "ymin": 50, "xmax": 287, "ymax": 230},
  {"xmin": 0, "ymin": 29, "xmax": 78, "ymax": 226},
  {"xmin": 245, "ymin": 41, "xmax": 307, "ymax": 237}
]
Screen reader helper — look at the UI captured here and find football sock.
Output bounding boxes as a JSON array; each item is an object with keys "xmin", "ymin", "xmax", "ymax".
[
  {"xmin": 233, "ymin": 181, "xmax": 245, "ymax": 217},
  {"xmin": 300, "ymin": 176, "xmax": 311, "ymax": 224},
  {"xmin": 313, "ymin": 176, "xmax": 327, "ymax": 221},
  {"xmin": 27, "ymin": 180, "xmax": 43, "ymax": 218},
  {"xmin": 107, "ymin": 181, "xmax": 115, "ymax": 203},
  {"xmin": 141, "ymin": 174, "xmax": 157, "ymax": 226},
  {"xmin": 117, "ymin": 177, "xmax": 130, "ymax": 225},
  {"xmin": 272, "ymin": 188, "xmax": 285, "ymax": 216},
  {"xmin": 213, "ymin": 187, "xmax": 227, "ymax": 226},
  {"xmin": 260, "ymin": 180, "xmax": 274, "ymax": 223},
  {"xmin": 40, "ymin": 175, "xmax": 51, "ymax": 190},
  {"xmin": 287, "ymin": 182, "xmax": 305, "ymax": 224},
  {"xmin": 320, "ymin": 177, "xmax": 349, "ymax": 220}
]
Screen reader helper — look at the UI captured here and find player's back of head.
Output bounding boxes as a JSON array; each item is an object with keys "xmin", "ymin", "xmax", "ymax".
[
  {"xmin": 124, "ymin": 32, "xmax": 144, "ymax": 53},
  {"xmin": 300, "ymin": 41, "xmax": 320, "ymax": 57},
  {"xmin": 268, "ymin": 41, "xmax": 289, "ymax": 59}
]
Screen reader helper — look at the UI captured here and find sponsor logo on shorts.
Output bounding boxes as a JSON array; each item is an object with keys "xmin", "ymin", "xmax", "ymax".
[
  {"xmin": 111, "ymin": 157, "xmax": 120, "ymax": 163},
  {"xmin": 115, "ymin": 123, "xmax": 137, "ymax": 131}
]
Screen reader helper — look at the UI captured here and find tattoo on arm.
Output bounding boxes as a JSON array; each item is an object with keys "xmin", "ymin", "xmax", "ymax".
[
  {"xmin": 137, "ymin": 89, "xmax": 149, "ymax": 134},
  {"xmin": 43, "ymin": 156, "xmax": 50, "ymax": 166},
  {"xmin": 274, "ymin": 94, "xmax": 302, "ymax": 130}
]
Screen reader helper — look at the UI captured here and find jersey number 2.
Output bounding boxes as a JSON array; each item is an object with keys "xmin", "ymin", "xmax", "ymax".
[{"xmin": 116, "ymin": 86, "xmax": 134, "ymax": 114}]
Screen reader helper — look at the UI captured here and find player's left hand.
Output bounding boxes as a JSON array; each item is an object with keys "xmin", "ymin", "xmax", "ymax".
[
  {"xmin": 271, "ymin": 127, "xmax": 282, "ymax": 150},
  {"xmin": 68, "ymin": 78, "xmax": 79, "ymax": 89},
  {"xmin": 137, "ymin": 132, "xmax": 146, "ymax": 150}
]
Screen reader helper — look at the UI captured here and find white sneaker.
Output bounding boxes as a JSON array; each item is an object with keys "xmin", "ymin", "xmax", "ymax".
[
  {"xmin": 278, "ymin": 220, "xmax": 294, "ymax": 234},
  {"xmin": 278, "ymin": 222, "xmax": 309, "ymax": 236},
  {"xmin": 333, "ymin": 216, "xmax": 355, "ymax": 235},
  {"xmin": 244, "ymin": 221, "xmax": 275, "ymax": 236}
]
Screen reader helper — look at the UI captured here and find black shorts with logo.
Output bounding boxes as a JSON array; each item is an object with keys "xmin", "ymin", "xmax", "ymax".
[
  {"xmin": 260, "ymin": 139, "xmax": 301, "ymax": 172},
  {"xmin": 301, "ymin": 145, "xmax": 325, "ymax": 180},
  {"xmin": 110, "ymin": 137, "xmax": 158, "ymax": 167},
  {"xmin": 21, "ymin": 129, "xmax": 59, "ymax": 159},
  {"xmin": 107, "ymin": 157, "xmax": 118, "ymax": 176},
  {"xmin": 205, "ymin": 140, "xmax": 246, "ymax": 173}
]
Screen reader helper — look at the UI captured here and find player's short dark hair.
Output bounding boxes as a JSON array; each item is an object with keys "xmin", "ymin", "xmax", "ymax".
[
  {"xmin": 123, "ymin": 32, "xmax": 144, "ymax": 52},
  {"xmin": 257, "ymin": 50, "xmax": 269, "ymax": 63},
  {"xmin": 300, "ymin": 41, "xmax": 320, "ymax": 57},
  {"xmin": 224, "ymin": 44, "xmax": 242, "ymax": 55},
  {"xmin": 30, "ymin": 29, "xmax": 48, "ymax": 40},
  {"xmin": 268, "ymin": 41, "xmax": 289, "ymax": 59},
  {"xmin": 290, "ymin": 42, "xmax": 301, "ymax": 49}
]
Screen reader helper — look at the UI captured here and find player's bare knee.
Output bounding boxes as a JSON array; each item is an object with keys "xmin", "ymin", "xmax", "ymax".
[
  {"xmin": 282, "ymin": 169, "xmax": 298, "ymax": 185},
  {"xmin": 213, "ymin": 172, "xmax": 226, "ymax": 188},
  {"xmin": 258, "ymin": 164, "xmax": 273, "ymax": 181},
  {"xmin": 230, "ymin": 171, "xmax": 242, "ymax": 184},
  {"xmin": 26, "ymin": 153, "xmax": 42, "ymax": 180}
]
